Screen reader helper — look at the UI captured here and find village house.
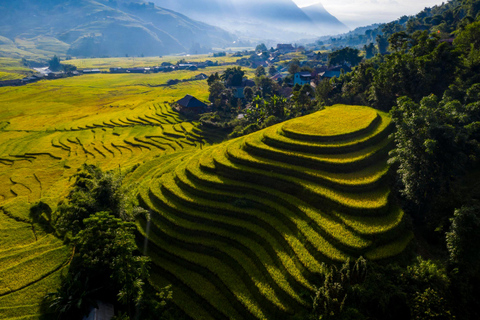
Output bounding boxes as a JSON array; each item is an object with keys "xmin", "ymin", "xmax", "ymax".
[
  {"xmin": 229, "ymin": 78, "xmax": 256, "ymax": 99},
  {"xmin": 320, "ymin": 71, "xmax": 342, "ymax": 79},
  {"xmin": 178, "ymin": 64, "xmax": 198, "ymax": 71},
  {"xmin": 175, "ymin": 94, "xmax": 208, "ymax": 115},
  {"xmin": 276, "ymin": 44, "xmax": 295, "ymax": 54},
  {"xmin": 82, "ymin": 69, "xmax": 101, "ymax": 74},
  {"xmin": 294, "ymin": 72, "xmax": 313, "ymax": 86},
  {"xmin": 194, "ymin": 73, "xmax": 208, "ymax": 80}
]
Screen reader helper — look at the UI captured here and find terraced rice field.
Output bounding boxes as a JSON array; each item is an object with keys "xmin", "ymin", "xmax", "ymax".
[
  {"xmin": 0, "ymin": 70, "xmax": 224, "ymax": 319},
  {"xmin": 0, "ymin": 58, "xmax": 33, "ymax": 81},
  {"xmin": 134, "ymin": 105, "xmax": 413, "ymax": 319}
]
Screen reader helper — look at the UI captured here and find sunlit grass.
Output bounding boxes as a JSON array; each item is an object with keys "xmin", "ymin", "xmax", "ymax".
[{"xmin": 282, "ymin": 105, "xmax": 379, "ymax": 139}]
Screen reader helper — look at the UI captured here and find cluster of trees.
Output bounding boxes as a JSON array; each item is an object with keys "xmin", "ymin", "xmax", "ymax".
[
  {"xmin": 38, "ymin": 165, "xmax": 179, "ymax": 320},
  {"xmin": 202, "ymin": 66, "xmax": 323, "ymax": 138},
  {"xmin": 310, "ymin": 2, "xmax": 480, "ymax": 319},
  {"xmin": 48, "ymin": 55, "xmax": 77, "ymax": 73},
  {"xmin": 321, "ymin": 0, "xmax": 480, "ymax": 52},
  {"xmin": 310, "ymin": 257, "xmax": 457, "ymax": 320}
]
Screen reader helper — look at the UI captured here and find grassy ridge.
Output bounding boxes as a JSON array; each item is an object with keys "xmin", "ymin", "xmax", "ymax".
[{"xmin": 134, "ymin": 105, "xmax": 411, "ymax": 319}]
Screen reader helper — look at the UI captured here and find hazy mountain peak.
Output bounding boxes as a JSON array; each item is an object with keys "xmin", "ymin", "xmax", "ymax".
[
  {"xmin": 150, "ymin": 0, "xmax": 347, "ymax": 40},
  {"xmin": 300, "ymin": 2, "xmax": 349, "ymax": 35}
]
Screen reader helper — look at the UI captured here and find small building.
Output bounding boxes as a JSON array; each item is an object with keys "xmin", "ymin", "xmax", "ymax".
[
  {"xmin": 320, "ymin": 71, "xmax": 342, "ymax": 79},
  {"xmin": 82, "ymin": 301, "xmax": 114, "ymax": 320},
  {"xmin": 178, "ymin": 64, "xmax": 198, "ymax": 71},
  {"xmin": 127, "ymin": 68, "xmax": 147, "ymax": 73},
  {"xmin": 277, "ymin": 44, "xmax": 295, "ymax": 53},
  {"xmin": 110, "ymin": 67, "xmax": 126, "ymax": 73},
  {"xmin": 278, "ymin": 86, "xmax": 293, "ymax": 99},
  {"xmin": 294, "ymin": 72, "xmax": 313, "ymax": 86},
  {"xmin": 270, "ymin": 73, "xmax": 283, "ymax": 82},
  {"xmin": 176, "ymin": 94, "xmax": 208, "ymax": 115},
  {"xmin": 229, "ymin": 79, "xmax": 256, "ymax": 99},
  {"xmin": 194, "ymin": 73, "xmax": 208, "ymax": 80},
  {"xmin": 82, "ymin": 69, "xmax": 101, "ymax": 74}
]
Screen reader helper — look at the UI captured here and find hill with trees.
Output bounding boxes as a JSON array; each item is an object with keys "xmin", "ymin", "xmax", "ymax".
[
  {"xmin": 0, "ymin": 0, "xmax": 234, "ymax": 59},
  {"xmin": 312, "ymin": 1, "xmax": 480, "ymax": 317}
]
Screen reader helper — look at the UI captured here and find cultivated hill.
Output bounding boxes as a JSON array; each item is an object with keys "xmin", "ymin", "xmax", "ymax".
[
  {"xmin": 0, "ymin": 0, "xmax": 234, "ymax": 59},
  {"xmin": 0, "ymin": 68, "xmax": 225, "ymax": 320},
  {"xmin": 134, "ymin": 105, "xmax": 412, "ymax": 319}
]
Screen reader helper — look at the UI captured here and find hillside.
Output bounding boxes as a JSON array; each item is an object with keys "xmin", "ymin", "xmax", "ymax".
[
  {"xmin": 133, "ymin": 104, "xmax": 412, "ymax": 319},
  {"xmin": 0, "ymin": 0, "xmax": 234, "ymax": 59},
  {"xmin": 300, "ymin": 3, "xmax": 349, "ymax": 35},
  {"xmin": 152, "ymin": 0, "xmax": 349, "ymax": 40},
  {"xmin": 0, "ymin": 66, "xmax": 235, "ymax": 320}
]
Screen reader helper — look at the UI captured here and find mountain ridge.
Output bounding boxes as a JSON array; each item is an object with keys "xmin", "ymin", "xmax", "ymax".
[
  {"xmin": 0, "ymin": 0, "xmax": 235, "ymax": 59},
  {"xmin": 151, "ymin": 0, "xmax": 349, "ymax": 40},
  {"xmin": 300, "ymin": 3, "xmax": 349, "ymax": 34}
]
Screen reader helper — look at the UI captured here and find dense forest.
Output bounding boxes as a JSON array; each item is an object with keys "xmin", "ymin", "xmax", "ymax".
[{"xmin": 310, "ymin": 1, "xmax": 480, "ymax": 318}]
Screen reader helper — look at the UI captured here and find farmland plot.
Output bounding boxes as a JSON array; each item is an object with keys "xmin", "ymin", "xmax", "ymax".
[{"xmin": 134, "ymin": 105, "xmax": 413, "ymax": 319}]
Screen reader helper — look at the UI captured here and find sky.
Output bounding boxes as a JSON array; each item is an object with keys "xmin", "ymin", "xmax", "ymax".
[{"xmin": 292, "ymin": 0, "xmax": 448, "ymax": 28}]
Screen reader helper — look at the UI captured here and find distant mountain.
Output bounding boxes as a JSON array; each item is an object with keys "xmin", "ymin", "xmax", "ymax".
[
  {"xmin": 0, "ymin": 0, "xmax": 234, "ymax": 59},
  {"xmin": 152, "ymin": 0, "xmax": 349, "ymax": 41},
  {"xmin": 300, "ymin": 3, "xmax": 349, "ymax": 35},
  {"xmin": 156, "ymin": 0, "xmax": 237, "ymax": 19}
]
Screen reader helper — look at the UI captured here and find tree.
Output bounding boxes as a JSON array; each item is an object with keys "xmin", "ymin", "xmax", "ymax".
[
  {"xmin": 254, "ymin": 75, "xmax": 279, "ymax": 98},
  {"xmin": 74, "ymin": 212, "xmax": 150, "ymax": 315},
  {"xmin": 221, "ymin": 67, "xmax": 244, "ymax": 87},
  {"xmin": 454, "ymin": 20, "xmax": 480, "ymax": 52},
  {"xmin": 46, "ymin": 273, "xmax": 98, "ymax": 319},
  {"xmin": 388, "ymin": 31, "xmax": 412, "ymax": 52},
  {"xmin": 288, "ymin": 59, "xmax": 301, "ymax": 74},
  {"xmin": 446, "ymin": 205, "xmax": 480, "ymax": 274},
  {"xmin": 207, "ymin": 72, "xmax": 220, "ymax": 86},
  {"xmin": 55, "ymin": 164, "xmax": 131, "ymax": 237},
  {"xmin": 243, "ymin": 86, "xmax": 254, "ymax": 102},
  {"xmin": 268, "ymin": 65, "xmax": 277, "ymax": 76},
  {"xmin": 292, "ymin": 83, "xmax": 301, "ymax": 92},
  {"xmin": 255, "ymin": 43, "xmax": 267, "ymax": 52},
  {"xmin": 208, "ymin": 81, "xmax": 226, "ymax": 104},
  {"xmin": 389, "ymin": 95, "xmax": 480, "ymax": 226},
  {"xmin": 255, "ymin": 66, "xmax": 266, "ymax": 78},
  {"xmin": 315, "ymin": 78, "xmax": 333, "ymax": 106},
  {"xmin": 364, "ymin": 43, "xmax": 377, "ymax": 59},
  {"xmin": 328, "ymin": 47, "xmax": 362, "ymax": 67},
  {"xmin": 47, "ymin": 165, "xmax": 153, "ymax": 319},
  {"xmin": 376, "ymin": 34, "xmax": 389, "ymax": 55},
  {"xmin": 312, "ymin": 257, "xmax": 367, "ymax": 320},
  {"xmin": 266, "ymin": 95, "xmax": 286, "ymax": 118},
  {"xmin": 49, "ymin": 55, "xmax": 62, "ymax": 72}
]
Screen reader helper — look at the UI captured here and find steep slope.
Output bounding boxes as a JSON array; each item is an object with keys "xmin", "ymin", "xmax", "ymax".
[
  {"xmin": 301, "ymin": 3, "xmax": 349, "ymax": 35},
  {"xmin": 0, "ymin": 70, "xmax": 218, "ymax": 319},
  {"xmin": 0, "ymin": 0, "xmax": 234, "ymax": 59},
  {"xmin": 135, "ymin": 105, "xmax": 412, "ymax": 319}
]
